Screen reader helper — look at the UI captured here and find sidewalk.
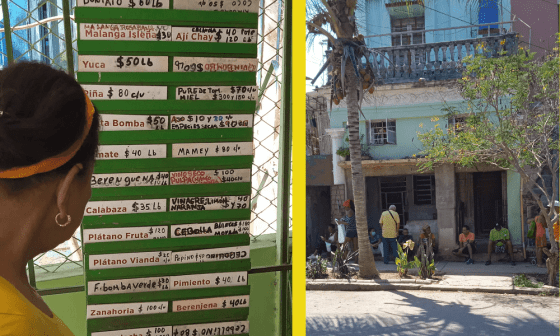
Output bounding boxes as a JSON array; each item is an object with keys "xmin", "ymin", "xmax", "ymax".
[
  {"xmin": 307, "ymin": 261, "xmax": 557, "ymax": 295},
  {"xmin": 370, "ymin": 260, "xmax": 548, "ymax": 276}
]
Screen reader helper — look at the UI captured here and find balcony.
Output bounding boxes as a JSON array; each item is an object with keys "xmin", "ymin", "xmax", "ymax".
[{"xmin": 365, "ymin": 22, "xmax": 519, "ymax": 84}]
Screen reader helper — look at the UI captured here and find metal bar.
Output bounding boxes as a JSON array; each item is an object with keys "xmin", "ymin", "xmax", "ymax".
[
  {"xmin": 38, "ymin": 286, "xmax": 85, "ymax": 296},
  {"xmin": 62, "ymin": 1, "xmax": 75, "ymax": 76},
  {"xmin": 363, "ymin": 21, "xmax": 516, "ymax": 39},
  {"xmin": 248, "ymin": 264, "xmax": 292, "ymax": 274},
  {"xmin": 1, "ymin": 0, "xmax": 14, "ymax": 64},
  {"xmin": 276, "ymin": 0, "xmax": 291, "ymax": 333},
  {"xmin": 0, "ymin": 15, "xmax": 74, "ymax": 33},
  {"xmin": 27, "ymin": 260, "xmax": 37, "ymax": 289}
]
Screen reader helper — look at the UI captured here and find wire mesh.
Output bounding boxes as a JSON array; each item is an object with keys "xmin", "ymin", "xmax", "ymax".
[{"xmin": 0, "ymin": 0, "xmax": 291, "ymax": 278}]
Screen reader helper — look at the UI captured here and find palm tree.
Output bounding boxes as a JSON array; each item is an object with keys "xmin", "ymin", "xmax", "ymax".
[{"xmin": 307, "ymin": 0, "xmax": 379, "ymax": 278}]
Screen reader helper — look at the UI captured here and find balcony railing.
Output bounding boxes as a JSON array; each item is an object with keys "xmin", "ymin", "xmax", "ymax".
[{"xmin": 365, "ymin": 22, "xmax": 519, "ymax": 84}]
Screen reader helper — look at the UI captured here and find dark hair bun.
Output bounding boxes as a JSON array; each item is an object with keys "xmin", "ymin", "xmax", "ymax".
[{"xmin": 0, "ymin": 62, "xmax": 99, "ymax": 186}]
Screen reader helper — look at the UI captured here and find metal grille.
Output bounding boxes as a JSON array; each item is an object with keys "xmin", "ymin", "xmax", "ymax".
[
  {"xmin": 250, "ymin": 0, "xmax": 292, "ymax": 238},
  {"xmin": 0, "ymin": 0, "xmax": 290, "ymax": 278}
]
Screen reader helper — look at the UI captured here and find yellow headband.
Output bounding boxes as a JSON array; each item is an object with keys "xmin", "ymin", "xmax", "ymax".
[{"xmin": 0, "ymin": 91, "xmax": 95, "ymax": 179}]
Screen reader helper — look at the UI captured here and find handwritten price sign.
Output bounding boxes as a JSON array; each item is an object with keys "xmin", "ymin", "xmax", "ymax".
[
  {"xmin": 173, "ymin": 57, "xmax": 257, "ymax": 72},
  {"xmin": 174, "ymin": 0, "xmax": 258, "ymax": 13},
  {"xmin": 80, "ymin": 24, "xmax": 172, "ymax": 41},
  {"xmin": 83, "ymin": 85, "xmax": 167, "ymax": 100},
  {"xmin": 172, "ymin": 142, "xmax": 252, "ymax": 158},
  {"xmin": 176, "ymin": 86, "xmax": 257, "ymax": 101},
  {"xmin": 79, "ymin": 55, "xmax": 168, "ymax": 72},
  {"xmin": 77, "ymin": 0, "xmax": 170, "ymax": 8}
]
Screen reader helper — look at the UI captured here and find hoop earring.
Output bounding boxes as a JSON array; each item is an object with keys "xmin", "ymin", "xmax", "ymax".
[{"xmin": 55, "ymin": 213, "xmax": 71, "ymax": 227}]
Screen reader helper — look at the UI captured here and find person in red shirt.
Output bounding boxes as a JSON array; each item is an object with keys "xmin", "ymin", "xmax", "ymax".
[{"xmin": 452, "ymin": 225, "xmax": 476, "ymax": 264}]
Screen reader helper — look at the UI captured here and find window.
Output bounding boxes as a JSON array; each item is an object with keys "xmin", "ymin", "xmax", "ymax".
[
  {"xmin": 391, "ymin": 16, "xmax": 425, "ymax": 46},
  {"xmin": 448, "ymin": 116, "xmax": 467, "ymax": 133},
  {"xmin": 368, "ymin": 119, "xmax": 396, "ymax": 145},
  {"xmin": 413, "ymin": 175, "xmax": 435, "ymax": 205}
]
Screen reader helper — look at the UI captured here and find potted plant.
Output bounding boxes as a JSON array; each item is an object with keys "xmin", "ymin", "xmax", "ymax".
[{"xmin": 336, "ymin": 147, "xmax": 350, "ymax": 161}]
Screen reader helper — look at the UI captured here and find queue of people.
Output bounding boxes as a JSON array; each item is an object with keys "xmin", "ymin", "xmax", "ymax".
[{"xmin": 309, "ymin": 199, "xmax": 560, "ymax": 270}]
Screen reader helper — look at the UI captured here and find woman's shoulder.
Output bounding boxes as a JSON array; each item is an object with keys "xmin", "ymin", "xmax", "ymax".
[{"xmin": 0, "ymin": 278, "xmax": 33, "ymax": 316}]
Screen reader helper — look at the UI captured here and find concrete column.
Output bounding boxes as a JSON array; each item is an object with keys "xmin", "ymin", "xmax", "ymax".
[
  {"xmin": 325, "ymin": 128, "xmax": 346, "ymax": 185},
  {"xmin": 435, "ymin": 163, "xmax": 456, "ymax": 255}
]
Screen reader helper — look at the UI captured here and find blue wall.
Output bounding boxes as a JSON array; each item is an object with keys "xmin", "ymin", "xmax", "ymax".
[{"xmin": 362, "ymin": 0, "xmax": 512, "ymax": 49}]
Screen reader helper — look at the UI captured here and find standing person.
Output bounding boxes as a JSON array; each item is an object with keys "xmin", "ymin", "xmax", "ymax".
[
  {"xmin": 535, "ymin": 214, "xmax": 548, "ymax": 268},
  {"xmin": 337, "ymin": 199, "xmax": 358, "ymax": 261},
  {"xmin": 452, "ymin": 225, "xmax": 476, "ymax": 264},
  {"xmin": 417, "ymin": 224, "xmax": 437, "ymax": 259},
  {"xmin": 485, "ymin": 223, "xmax": 516, "ymax": 266},
  {"xmin": 379, "ymin": 205, "xmax": 400, "ymax": 264},
  {"xmin": 0, "ymin": 62, "xmax": 100, "ymax": 335}
]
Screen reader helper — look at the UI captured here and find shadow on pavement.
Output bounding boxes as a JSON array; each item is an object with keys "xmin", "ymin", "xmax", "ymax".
[{"xmin": 306, "ymin": 291, "xmax": 559, "ymax": 336}]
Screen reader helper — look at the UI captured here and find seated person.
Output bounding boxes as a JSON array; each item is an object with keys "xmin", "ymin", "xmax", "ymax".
[
  {"xmin": 452, "ymin": 225, "xmax": 476, "ymax": 264},
  {"xmin": 369, "ymin": 227, "xmax": 381, "ymax": 251},
  {"xmin": 485, "ymin": 223, "xmax": 515, "ymax": 266},
  {"xmin": 417, "ymin": 224, "xmax": 437, "ymax": 259},
  {"xmin": 397, "ymin": 228, "xmax": 413, "ymax": 247},
  {"xmin": 310, "ymin": 224, "xmax": 338, "ymax": 259}
]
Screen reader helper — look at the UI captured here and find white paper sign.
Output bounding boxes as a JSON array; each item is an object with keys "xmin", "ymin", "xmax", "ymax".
[
  {"xmin": 176, "ymin": 86, "xmax": 257, "ymax": 101},
  {"xmin": 97, "ymin": 145, "xmax": 167, "ymax": 160},
  {"xmin": 79, "ymin": 56, "xmax": 168, "ymax": 72},
  {"xmin": 170, "ymin": 246, "xmax": 249, "ymax": 264},
  {"xmin": 172, "ymin": 27, "xmax": 256, "ymax": 43},
  {"xmin": 83, "ymin": 85, "xmax": 167, "ymax": 100},
  {"xmin": 84, "ymin": 226, "xmax": 168, "ymax": 243},
  {"xmin": 170, "ymin": 271, "xmax": 247, "ymax": 290},
  {"xmin": 88, "ymin": 276, "xmax": 170, "ymax": 295},
  {"xmin": 89, "ymin": 251, "xmax": 171, "ymax": 270},
  {"xmin": 87, "ymin": 301, "xmax": 168, "ymax": 319},
  {"xmin": 92, "ymin": 326, "xmax": 171, "ymax": 336},
  {"xmin": 174, "ymin": 0, "xmax": 258, "ymax": 12},
  {"xmin": 169, "ymin": 169, "xmax": 251, "ymax": 185},
  {"xmin": 100, "ymin": 114, "xmax": 168, "ymax": 130},
  {"xmin": 78, "ymin": 0, "xmax": 169, "ymax": 8},
  {"xmin": 173, "ymin": 57, "xmax": 257, "ymax": 72},
  {"xmin": 84, "ymin": 199, "xmax": 166, "ymax": 216},
  {"xmin": 173, "ymin": 321, "xmax": 249, "ymax": 336},
  {"xmin": 171, "ymin": 221, "xmax": 251, "ymax": 238},
  {"xmin": 169, "ymin": 195, "xmax": 250, "ymax": 211},
  {"xmin": 170, "ymin": 115, "xmax": 252, "ymax": 129},
  {"xmin": 80, "ymin": 23, "xmax": 172, "ymax": 41},
  {"xmin": 172, "ymin": 142, "xmax": 252, "ymax": 158},
  {"xmin": 172, "ymin": 295, "xmax": 249, "ymax": 312},
  {"xmin": 91, "ymin": 172, "xmax": 170, "ymax": 188}
]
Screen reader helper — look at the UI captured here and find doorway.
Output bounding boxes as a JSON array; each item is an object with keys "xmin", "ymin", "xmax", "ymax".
[
  {"xmin": 473, "ymin": 172, "xmax": 504, "ymax": 235},
  {"xmin": 306, "ymin": 186, "xmax": 332, "ymax": 255},
  {"xmin": 380, "ymin": 176, "xmax": 408, "ymax": 228}
]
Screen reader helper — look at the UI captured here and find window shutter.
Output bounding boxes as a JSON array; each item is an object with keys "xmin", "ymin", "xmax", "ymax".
[{"xmin": 387, "ymin": 119, "xmax": 396, "ymax": 144}]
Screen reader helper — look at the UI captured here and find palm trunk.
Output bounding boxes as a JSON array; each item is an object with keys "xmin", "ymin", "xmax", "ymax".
[{"xmin": 345, "ymin": 62, "xmax": 379, "ymax": 279}]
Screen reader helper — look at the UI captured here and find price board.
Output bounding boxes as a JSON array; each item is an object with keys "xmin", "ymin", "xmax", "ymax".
[{"xmin": 76, "ymin": 2, "xmax": 256, "ymax": 335}]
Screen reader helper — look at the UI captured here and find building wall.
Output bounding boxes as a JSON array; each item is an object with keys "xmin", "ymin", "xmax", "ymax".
[
  {"xmin": 511, "ymin": 0, "xmax": 559, "ymax": 59},
  {"xmin": 362, "ymin": 0, "xmax": 512, "ymax": 49},
  {"xmin": 306, "ymin": 155, "xmax": 334, "ymax": 186}
]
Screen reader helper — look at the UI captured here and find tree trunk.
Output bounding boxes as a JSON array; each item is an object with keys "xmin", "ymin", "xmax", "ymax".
[{"xmin": 345, "ymin": 62, "xmax": 379, "ymax": 279}]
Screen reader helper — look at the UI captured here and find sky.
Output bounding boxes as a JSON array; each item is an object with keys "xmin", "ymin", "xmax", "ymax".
[{"xmin": 306, "ymin": 35, "xmax": 329, "ymax": 92}]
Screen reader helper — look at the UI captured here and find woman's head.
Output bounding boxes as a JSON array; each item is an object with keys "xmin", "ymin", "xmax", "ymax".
[
  {"xmin": 0, "ymin": 62, "xmax": 99, "ymax": 253},
  {"xmin": 343, "ymin": 199, "xmax": 355, "ymax": 211},
  {"xmin": 328, "ymin": 224, "xmax": 336, "ymax": 233}
]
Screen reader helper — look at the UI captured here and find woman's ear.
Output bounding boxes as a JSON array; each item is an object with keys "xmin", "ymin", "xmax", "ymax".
[{"xmin": 56, "ymin": 164, "xmax": 84, "ymax": 218}]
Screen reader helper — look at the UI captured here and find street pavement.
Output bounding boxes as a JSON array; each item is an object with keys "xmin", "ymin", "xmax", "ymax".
[{"xmin": 306, "ymin": 290, "xmax": 559, "ymax": 336}]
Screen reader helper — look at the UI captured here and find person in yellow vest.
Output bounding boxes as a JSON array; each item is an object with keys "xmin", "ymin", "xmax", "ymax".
[{"xmin": 0, "ymin": 62, "xmax": 100, "ymax": 335}]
